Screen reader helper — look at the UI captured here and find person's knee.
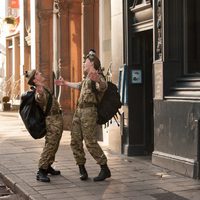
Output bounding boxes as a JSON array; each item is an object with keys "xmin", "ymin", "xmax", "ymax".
[{"xmin": 85, "ymin": 139, "xmax": 99, "ymax": 150}]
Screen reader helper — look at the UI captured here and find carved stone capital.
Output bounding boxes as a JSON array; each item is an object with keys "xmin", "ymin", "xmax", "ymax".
[
  {"xmin": 38, "ymin": 10, "xmax": 53, "ymax": 21},
  {"xmin": 82, "ymin": 0, "xmax": 95, "ymax": 5},
  {"xmin": 155, "ymin": 0, "xmax": 162, "ymax": 60},
  {"xmin": 60, "ymin": 0, "xmax": 70, "ymax": 11}
]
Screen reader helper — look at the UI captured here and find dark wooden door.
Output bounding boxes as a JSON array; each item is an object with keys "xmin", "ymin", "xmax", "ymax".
[{"xmin": 128, "ymin": 30, "xmax": 154, "ymax": 155}]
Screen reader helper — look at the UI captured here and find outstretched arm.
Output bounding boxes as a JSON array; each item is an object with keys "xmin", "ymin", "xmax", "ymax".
[
  {"xmin": 66, "ymin": 81, "xmax": 82, "ymax": 89},
  {"xmin": 55, "ymin": 77, "xmax": 81, "ymax": 90}
]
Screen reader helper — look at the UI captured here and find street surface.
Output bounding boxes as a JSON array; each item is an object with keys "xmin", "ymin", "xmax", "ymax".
[
  {"xmin": 0, "ymin": 111, "xmax": 200, "ymax": 200},
  {"xmin": 0, "ymin": 162, "xmax": 24, "ymax": 199}
]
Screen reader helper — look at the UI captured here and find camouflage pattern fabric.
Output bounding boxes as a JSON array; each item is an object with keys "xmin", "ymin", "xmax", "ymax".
[
  {"xmin": 70, "ymin": 77, "xmax": 107, "ymax": 165},
  {"xmin": 36, "ymin": 88, "xmax": 63, "ymax": 170},
  {"xmin": 77, "ymin": 75, "xmax": 106, "ymax": 107},
  {"xmin": 38, "ymin": 114, "xmax": 63, "ymax": 169}
]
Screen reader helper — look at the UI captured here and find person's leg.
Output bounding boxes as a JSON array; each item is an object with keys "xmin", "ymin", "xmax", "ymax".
[
  {"xmin": 70, "ymin": 109, "xmax": 88, "ymax": 180},
  {"xmin": 37, "ymin": 115, "xmax": 63, "ymax": 182},
  {"xmin": 82, "ymin": 108, "xmax": 111, "ymax": 181}
]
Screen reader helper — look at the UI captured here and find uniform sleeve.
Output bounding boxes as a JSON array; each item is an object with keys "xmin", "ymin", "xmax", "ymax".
[
  {"xmin": 35, "ymin": 88, "xmax": 48, "ymax": 110},
  {"xmin": 67, "ymin": 81, "xmax": 82, "ymax": 89}
]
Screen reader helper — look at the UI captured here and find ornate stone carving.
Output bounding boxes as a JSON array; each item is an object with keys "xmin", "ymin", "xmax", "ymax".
[
  {"xmin": 25, "ymin": 20, "xmax": 31, "ymax": 46},
  {"xmin": 61, "ymin": 0, "xmax": 70, "ymax": 14},
  {"xmin": 25, "ymin": 32, "xmax": 31, "ymax": 46},
  {"xmin": 155, "ymin": 0, "xmax": 162, "ymax": 60},
  {"xmin": 130, "ymin": 0, "xmax": 153, "ymax": 25},
  {"xmin": 54, "ymin": 0, "xmax": 61, "ymax": 17},
  {"xmin": 38, "ymin": 10, "xmax": 53, "ymax": 21},
  {"xmin": 82, "ymin": 0, "xmax": 95, "ymax": 5}
]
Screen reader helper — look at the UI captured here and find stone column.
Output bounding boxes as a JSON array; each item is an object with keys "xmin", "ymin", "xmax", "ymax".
[
  {"xmin": 19, "ymin": 0, "xmax": 26, "ymax": 92},
  {"xmin": 58, "ymin": 0, "xmax": 71, "ymax": 112},
  {"xmin": 37, "ymin": 4, "xmax": 54, "ymax": 88},
  {"xmin": 82, "ymin": 0, "xmax": 99, "ymax": 56},
  {"xmin": 153, "ymin": 0, "xmax": 163, "ymax": 100}
]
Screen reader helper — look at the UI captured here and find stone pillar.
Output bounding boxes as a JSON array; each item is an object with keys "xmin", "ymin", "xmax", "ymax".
[
  {"xmin": 68, "ymin": 0, "xmax": 82, "ymax": 110},
  {"xmin": 58, "ymin": 0, "xmax": 71, "ymax": 112},
  {"xmin": 99, "ymin": 0, "xmax": 111, "ymax": 70},
  {"xmin": 153, "ymin": 0, "xmax": 183, "ymax": 97},
  {"xmin": 152, "ymin": 0, "xmax": 200, "ymax": 178},
  {"xmin": 82, "ymin": 0, "xmax": 99, "ymax": 56},
  {"xmin": 153, "ymin": 0, "xmax": 164, "ymax": 100},
  {"xmin": 30, "ymin": 0, "xmax": 37, "ymax": 69},
  {"xmin": 19, "ymin": 0, "xmax": 26, "ymax": 93},
  {"xmin": 37, "ymin": 1, "xmax": 54, "ymax": 88}
]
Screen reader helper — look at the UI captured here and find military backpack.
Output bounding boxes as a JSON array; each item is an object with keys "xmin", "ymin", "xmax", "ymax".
[
  {"xmin": 95, "ymin": 81, "xmax": 122, "ymax": 125},
  {"xmin": 19, "ymin": 88, "xmax": 52, "ymax": 139}
]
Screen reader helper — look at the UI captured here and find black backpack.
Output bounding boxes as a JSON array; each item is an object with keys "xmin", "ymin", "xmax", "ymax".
[
  {"xmin": 19, "ymin": 88, "xmax": 52, "ymax": 139},
  {"xmin": 96, "ymin": 81, "xmax": 122, "ymax": 125}
]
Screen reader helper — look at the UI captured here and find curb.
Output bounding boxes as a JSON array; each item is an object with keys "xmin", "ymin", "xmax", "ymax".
[{"xmin": 0, "ymin": 165, "xmax": 40, "ymax": 200}]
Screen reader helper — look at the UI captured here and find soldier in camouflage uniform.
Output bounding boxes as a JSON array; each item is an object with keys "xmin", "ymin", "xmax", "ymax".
[
  {"xmin": 25, "ymin": 70, "xmax": 63, "ymax": 182},
  {"xmin": 55, "ymin": 49, "xmax": 111, "ymax": 181}
]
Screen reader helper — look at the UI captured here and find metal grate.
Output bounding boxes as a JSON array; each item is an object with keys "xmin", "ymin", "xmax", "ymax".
[{"xmin": 0, "ymin": 184, "xmax": 12, "ymax": 197}]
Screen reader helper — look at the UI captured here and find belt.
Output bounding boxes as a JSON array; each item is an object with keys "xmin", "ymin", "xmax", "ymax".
[{"xmin": 78, "ymin": 103, "xmax": 96, "ymax": 108}]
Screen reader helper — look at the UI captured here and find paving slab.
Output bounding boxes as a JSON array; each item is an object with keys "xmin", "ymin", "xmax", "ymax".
[{"xmin": 0, "ymin": 111, "xmax": 200, "ymax": 200}]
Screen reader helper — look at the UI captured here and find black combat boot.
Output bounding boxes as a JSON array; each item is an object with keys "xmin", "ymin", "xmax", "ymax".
[
  {"xmin": 47, "ymin": 166, "xmax": 61, "ymax": 175},
  {"xmin": 36, "ymin": 168, "xmax": 50, "ymax": 182},
  {"xmin": 93, "ymin": 164, "xmax": 111, "ymax": 182},
  {"xmin": 79, "ymin": 165, "xmax": 88, "ymax": 181}
]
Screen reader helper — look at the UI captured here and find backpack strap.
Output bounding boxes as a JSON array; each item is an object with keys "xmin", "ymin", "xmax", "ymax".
[
  {"xmin": 94, "ymin": 90, "xmax": 99, "ymax": 105},
  {"xmin": 44, "ymin": 88, "xmax": 53, "ymax": 116}
]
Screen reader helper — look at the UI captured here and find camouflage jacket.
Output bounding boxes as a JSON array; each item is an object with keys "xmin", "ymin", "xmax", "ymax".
[
  {"xmin": 77, "ymin": 74, "xmax": 107, "ymax": 107},
  {"xmin": 35, "ymin": 87, "xmax": 61, "ymax": 116}
]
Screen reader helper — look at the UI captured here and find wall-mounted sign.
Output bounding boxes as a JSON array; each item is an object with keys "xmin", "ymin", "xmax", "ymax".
[
  {"xmin": 131, "ymin": 69, "xmax": 142, "ymax": 84},
  {"xmin": 118, "ymin": 64, "xmax": 128, "ymax": 105}
]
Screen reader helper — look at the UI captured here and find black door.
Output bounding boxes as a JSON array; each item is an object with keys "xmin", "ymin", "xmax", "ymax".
[
  {"xmin": 127, "ymin": 30, "xmax": 154, "ymax": 155},
  {"xmin": 186, "ymin": 0, "xmax": 200, "ymax": 73}
]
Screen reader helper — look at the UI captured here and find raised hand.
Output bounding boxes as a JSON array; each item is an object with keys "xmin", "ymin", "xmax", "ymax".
[
  {"xmin": 36, "ymin": 85, "xmax": 44, "ymax": 94},
  {"xmin": 54, "ymin": 77, "xmax": 65, "ymax": 86},
  {"xmin": 88, "ymin": 70, "xmax": 101, "ymax": 83}
]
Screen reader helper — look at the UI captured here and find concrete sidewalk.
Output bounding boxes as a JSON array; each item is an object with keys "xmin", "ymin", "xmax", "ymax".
[{"xmin": 0, "ymin": 111, "xmax": 200, "ymax": 200}]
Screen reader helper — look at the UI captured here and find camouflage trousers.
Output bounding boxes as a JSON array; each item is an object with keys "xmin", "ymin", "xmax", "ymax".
[
  {"xmin": 38, "ymin": 114, "xmax": 63, "ymax": 170},
  {"xmin": 70, "ymin": 107, "xmax": 107, "ymax": 165}
]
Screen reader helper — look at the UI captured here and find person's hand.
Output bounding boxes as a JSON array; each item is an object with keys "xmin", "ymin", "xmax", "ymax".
[
  {"xmin": 36, "ymin": 85, "xmax": 44, "ymax": 94},
  {"xmin": 54, "ymin": 77, "xmax": 65, "ymax": 86},
  {"xmin": 88, "ymin": 70, "xmax": 101, "ymax": 82}
]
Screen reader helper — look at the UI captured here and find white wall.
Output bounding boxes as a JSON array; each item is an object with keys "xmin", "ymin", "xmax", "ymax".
[
  {"xmin": 30, "ymin": 0, "xmax": 36, "ymax": 69},
  {"xmin": 99, "ymin": 0, "xmax": 112, "ymax": 71},
  {"xmin": 99, "ymin": 0, "xmax": 124, "ymax": 153},
  {"xmin": 107, "ymin": 0, "xmax": 124, "ymax": 154},
  {"xmin": 0, "ymin": 0, "xmax": 7, "ymax": 99},
  {"xmin": 111, "ymin": 0, "xmax": 124, "ymax": 83},
  {"xmin": 0, "ymin": 0, "xmax": 8, "ymax": 78}
]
